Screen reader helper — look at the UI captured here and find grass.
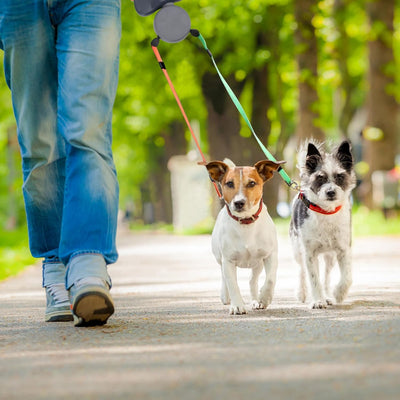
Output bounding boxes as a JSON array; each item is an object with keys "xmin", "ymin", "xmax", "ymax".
[
  {"xmin": 0, "ymin": 226, "xmax": 35, "ymax": 281},
  {"xmin": 352, "ymin": 206, "xmax": 400, "ymax": 237},
  {"xmin": 129, "ymin": 206, "xmax": 400, "ymax": 238},
  {"xmin": 129, "ymin": 221, "xmax": 174, "ymax": 233},
  {"xmin": 275, "ymin": 206, "xmax": 400, "ymax": 237}
]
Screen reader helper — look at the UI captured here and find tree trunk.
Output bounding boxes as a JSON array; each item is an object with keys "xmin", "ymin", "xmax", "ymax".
[
  {"xmin": 294, "ymin": 0, "xmax": 325, "ymax": 142},
  {"xmin": 251, "ymin": 33, "xmax": 272, "ymax": 148},
  {"xmin": 251, "ymin": 32, "xmax": 281, "ymax": 217},
  {"xmin": 333, "ymin": 0, "xmax": 361, "ymax": 137},
  {"xmin": 202, "ymin": 71, "xmax": 258, "ymax": 164},
  {"xmin": 362, "ymin": 0, "xmax": 399, "ymax": 207},
  {"xmin": 153, "ymin": 121, "xmax": 187, "ymax": 223},
  {"xmin": 253, "ymin": 62, "xmax": 279, "ymax": 217}
]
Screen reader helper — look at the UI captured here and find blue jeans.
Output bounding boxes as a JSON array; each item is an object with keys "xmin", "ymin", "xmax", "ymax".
[{"xmin": 0, "ymin": 0, "xmax": 121, "ymax": 277}]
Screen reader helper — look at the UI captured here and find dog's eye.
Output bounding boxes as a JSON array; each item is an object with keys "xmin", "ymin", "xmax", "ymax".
[
  {"xmin": 335, "ymin": 173, "xmax": 345, "ymax": 185},
  {"xmin": 316, "ymin": 174, "xmax": 327, "ymax": 184},
  {"xmin": 226, "ymin": 181, "xmax": 235, "ymax": 189},
  {"xmin": 247, "ymin": 181, "xmax": 256, "ymax": 188}
]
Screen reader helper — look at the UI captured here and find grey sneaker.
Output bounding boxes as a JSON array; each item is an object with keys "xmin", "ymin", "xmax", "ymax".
[
  {"xmin": 69, "ymin": 277, "xmax": 114, "ymax": 327},
  {"xmin": 45, "ymin": 283, "xmax": 73, "ymax": 322}
]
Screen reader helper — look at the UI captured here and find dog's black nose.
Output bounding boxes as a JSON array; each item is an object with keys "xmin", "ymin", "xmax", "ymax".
[
  {"xmin": 326, "ymin": 190, "xmax": 336, "ymax": 200},
  {"xmin": 234, "ymin": 200, "xmax": 245, "ymax": 210}
]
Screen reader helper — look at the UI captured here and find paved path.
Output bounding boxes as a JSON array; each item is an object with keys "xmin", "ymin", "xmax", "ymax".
[{"xmin": 0, "ymin": 231, "xmax": 399, "ymax": 400}]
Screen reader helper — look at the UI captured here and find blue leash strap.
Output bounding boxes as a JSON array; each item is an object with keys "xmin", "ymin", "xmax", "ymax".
[{"xmin": 191, "ymin": 29, "xmax": 298, "ymax": 190}]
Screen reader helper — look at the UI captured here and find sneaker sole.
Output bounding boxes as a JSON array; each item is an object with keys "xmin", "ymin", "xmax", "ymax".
[
  {"xmin": 72, "ymin": 286, "xmax": 114, "ymax": 327},
  {"xmin": 45, "ymin": 309, "xmax": 74, "ymax": 322}
]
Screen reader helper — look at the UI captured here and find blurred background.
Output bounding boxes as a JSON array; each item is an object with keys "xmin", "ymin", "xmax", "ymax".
[{"xmin": 0, "ymin": 0, "xmax": 399, "ymax": 276}]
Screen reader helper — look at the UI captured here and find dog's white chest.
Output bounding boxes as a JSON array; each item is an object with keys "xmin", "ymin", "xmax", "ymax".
[
  {"xmin": 227, "ymin": 239, "xmax": 269, "ymax": 267},
  {"xmin": 212, "ymin": 207, "xmax": 276, "ymax": 269},
  {"xmin": 303, "ymin": 210, "xmax": 351, "ymax": 252}
]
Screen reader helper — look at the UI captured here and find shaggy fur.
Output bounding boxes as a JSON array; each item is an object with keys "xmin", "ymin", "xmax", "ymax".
[{"xmin": 290, "ymin": 140, "xmax": 356, "ymax": 308}]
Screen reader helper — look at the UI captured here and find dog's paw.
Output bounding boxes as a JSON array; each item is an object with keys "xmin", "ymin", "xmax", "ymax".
[
  {"xmin": 310, "ymin": 300, "xmax": 328, "ymax": 309},
  {"xmin": 334, "ymin": 284, "xmax": 349, "ymax": 303},
  {"xmin": 326, "ymin": 298, "xmax": 334, "ymax": 306},
  {"xmin": 252, "ymin": 300, "xmax": 266, "ymax": 310},
  {"xmin": 229, "ymin": 305, "xmax": 247, "ymax": 315}
]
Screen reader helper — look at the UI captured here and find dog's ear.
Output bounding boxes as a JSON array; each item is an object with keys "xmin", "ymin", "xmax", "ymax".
[
  {"xmin": 306, "ymin": 143, "xmax": 322, "ymax": 173},
  {"xmin": 254, "ymin": 160, "xmax": 286, "ymax": 182},
  {"xmin": 205, "ymin": 161, "xmax": 229, "ymax": 182},
  {"xmin": 335, "ymin": 140, "xmax": 353, "ymax": 172}
]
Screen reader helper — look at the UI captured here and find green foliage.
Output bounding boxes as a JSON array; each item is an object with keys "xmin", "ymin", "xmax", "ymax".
[
  {"xmin": 0, "ymin": 226, "xmax": 35, "ymax": 281},
  {"xmin": 0, "ymin": 0, "xmax": 399, "ymax": 229},
  {"xmin": 274, "ymin": 207, "xmax": 400, "ymax": 237},
  {"xmin": 352, "ymin": 206, "xmax": 400, "ymax": 236}
]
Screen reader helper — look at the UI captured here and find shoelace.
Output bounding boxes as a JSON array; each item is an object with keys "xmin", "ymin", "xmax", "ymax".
[{"xmin": 47, "ymin": 283, "xmax": 69, "ymax": 304}]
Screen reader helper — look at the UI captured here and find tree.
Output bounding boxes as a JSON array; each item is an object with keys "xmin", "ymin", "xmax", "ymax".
[
  {"xmin": 294, "ymin": 0, "xmax": 325, "ymax": 142},
  {"xmin": 362, "ymin": 0, "xmax": 399, "ymax": 207},
  {"xmin": 332, "ymin": 0, "xmax": 367, "ymax": 137}
]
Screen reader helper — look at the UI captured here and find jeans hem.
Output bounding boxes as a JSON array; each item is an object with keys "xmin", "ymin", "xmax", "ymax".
[
  {"xmin": 69, "ymin": 250, "xmax": 103, "ymax": 262},
  {"xmin": 66, "ymin": 253, "xmax": 111, "ymax": 289},
  {"xmin": 42, "ymin": 262, "xmax": 66, "ymax": 288}
]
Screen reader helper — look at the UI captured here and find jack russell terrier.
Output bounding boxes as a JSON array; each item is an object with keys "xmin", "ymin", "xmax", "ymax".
[
  {"xmin": 205, "ymin": 159, "xmax": 285, "ymax": 315},
  {"xmin": 290, "ymin": 140, "xmax": 356, "ymax": 309}
]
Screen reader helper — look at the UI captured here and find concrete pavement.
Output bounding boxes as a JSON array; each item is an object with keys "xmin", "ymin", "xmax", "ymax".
[{"xmin": 0, "ymin": 231, "xmax": 399, "ymax": 400}]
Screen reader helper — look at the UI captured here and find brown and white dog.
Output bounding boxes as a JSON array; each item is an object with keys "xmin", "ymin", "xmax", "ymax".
[{"xmin": 206, "ymin": 159, "xmax": 285, "ymax": 315}]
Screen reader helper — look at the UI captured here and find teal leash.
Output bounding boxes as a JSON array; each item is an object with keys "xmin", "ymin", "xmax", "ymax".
[{"xmin": 191, "ymin": 29, "xmax": 299, "ymax": 191}]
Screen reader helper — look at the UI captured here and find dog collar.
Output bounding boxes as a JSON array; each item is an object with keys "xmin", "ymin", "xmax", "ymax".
[
  {"xmin": 298, "ymin": 192, "xmax": 342, "ymax": 215},
  {"xmin": 226, "ymin": 199, "xmax": 263, "ymax": 225}
]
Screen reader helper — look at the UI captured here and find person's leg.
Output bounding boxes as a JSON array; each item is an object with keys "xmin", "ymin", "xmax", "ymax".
[
  {"xmin": 0, "ymin": 0, "xmax": 71, "ymax": 321},
  {"xmin": 54, "ymin": 0, "xmax": 121, "ymax": 325},
  {"xmin": 56, "ymin": 0, "xmax": 120, "ymax": 273},
  {"xmin": 0, "ymin": 0, "xmax": 66, "ymax": 260}
]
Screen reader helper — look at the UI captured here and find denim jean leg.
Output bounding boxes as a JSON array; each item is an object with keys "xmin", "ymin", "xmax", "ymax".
[
  {"xmin": 0, "ymin": 0, "xmax": 66, "ymax": 260},
  {"xmin": 42, "ymin": 261, "xmax": 67, "ymax": 288},
  {"xmin": 56, "ymin": 0, "xmax": 121, "ymax": 266}
]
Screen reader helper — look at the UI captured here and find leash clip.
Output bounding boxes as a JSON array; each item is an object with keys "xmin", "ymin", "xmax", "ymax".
[{"xmin": 288, "ymin": 180, "xmax": 301, "ymax": 192}]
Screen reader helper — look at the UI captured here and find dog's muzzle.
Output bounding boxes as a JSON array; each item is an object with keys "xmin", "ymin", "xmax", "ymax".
[
  {"xmin": 233, "ymin": 200, "xmax": 245, "ymax": 212},
  {"xmin": 326, "ymin": 189, "xmax": 337, "ymax": 201}
]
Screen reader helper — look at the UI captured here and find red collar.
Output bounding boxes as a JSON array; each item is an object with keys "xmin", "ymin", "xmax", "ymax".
[
  {"xmin": 298, "ymin": 192, "xmax": 342, "ymax": 215},
  {"xmin": 226, "ymin": 200, "xmax": 263, "ymax": 224}
]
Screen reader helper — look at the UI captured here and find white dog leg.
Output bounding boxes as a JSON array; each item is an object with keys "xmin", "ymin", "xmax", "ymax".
[
  {"xmin": 220, "ymin": 266, "xmax": 230, "ymax": 305},
  {"xmin": 323, "ymin": 253, "xmax": 335, "ymax": 305},
  {"xmin": 297, "ymin": 258, "xmax": 308, "ymax": 303},
  {"xmin": 250, "ymin": 263, "xmax": 263, "ymax": 309},
  {"xmin": 334, "ymin": 250, "xmax": 352, "ymax": 303},
  {"xmin": 221, "ymin": 260, "xmax": 246, "ymax": 315},
  {"xmin": 258, "ymin": 251, "xmax": 278, "ymax": 309},
  {"xmin": 305, "ymin": 253, "xmax": 327, "ymax": 309}
]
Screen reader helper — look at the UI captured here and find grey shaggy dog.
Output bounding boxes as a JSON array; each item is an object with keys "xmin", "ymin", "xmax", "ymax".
[{"xmin": 290, "ymin": 140, "xmax": 357, "ymax": 309}]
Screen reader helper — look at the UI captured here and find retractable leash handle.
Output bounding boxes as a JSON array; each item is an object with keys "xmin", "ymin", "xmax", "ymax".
[
  {"xmin": 190, "ymin": 29, "xmax": 299, "ymax": 191},
  {"xmin": 132, "ymin": 0, "xmax": 182, "ymax": 17}
]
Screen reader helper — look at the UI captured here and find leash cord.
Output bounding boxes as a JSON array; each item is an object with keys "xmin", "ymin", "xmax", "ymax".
[
  {"xmin": 151, "ymin": 37, "xmax": 223, "ymax": 198},
  {"xmin": 151, "ymin": 31, "xmax": 300, "ymax": 194}
]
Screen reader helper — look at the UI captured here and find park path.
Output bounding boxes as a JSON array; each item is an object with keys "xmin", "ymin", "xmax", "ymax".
[{"xmin": 0, "ymin": 230, "xmax": 399, "ymax": 400}]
